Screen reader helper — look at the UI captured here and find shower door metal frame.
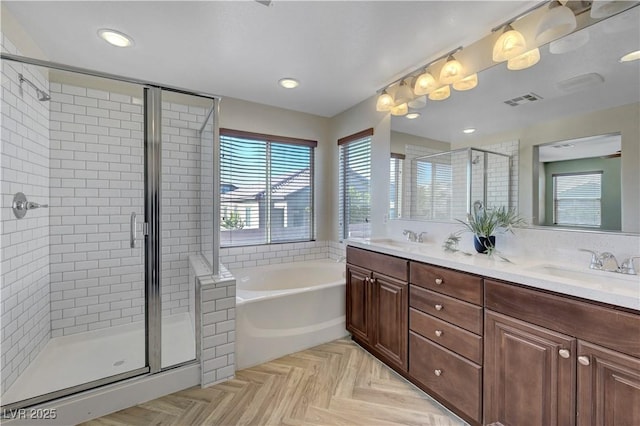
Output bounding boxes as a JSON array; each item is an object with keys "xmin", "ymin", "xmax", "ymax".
[{"xmin": 0, "ymin": 53, "xmax": 220, "ymax": 410}]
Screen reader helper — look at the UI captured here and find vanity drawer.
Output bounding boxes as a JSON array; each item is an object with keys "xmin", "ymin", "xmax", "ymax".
[
  {"xmin": 410, "ymin": 285, "xmax": 483, "ymax": 334},
  {"xmin": 410, "ymin": 308, "xmax": 482, "ymax": 364},
  {"xmin": 346, "ymin": 247, "xmax": 408, "ymax": 281},
  {"xmin": 410, "ymin": 261, "xmax": 483, "ymax": 305},
  {"xmin": 410, "ymin": 331, "xmax": 482, "ymax": 423}
]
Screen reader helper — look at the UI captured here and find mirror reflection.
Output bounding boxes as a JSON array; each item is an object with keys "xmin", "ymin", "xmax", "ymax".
[
  {"xmin": 390, "ymin": 5, "xmax": 640, "ymax": 233},
  {"xmin": 535, "ymin": 133, "xmax": 621, "ymax": 231}
]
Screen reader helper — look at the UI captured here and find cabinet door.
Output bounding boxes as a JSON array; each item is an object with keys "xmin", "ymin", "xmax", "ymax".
[
  {"xmin": 372, "ymin": 273, "xmax": 408, "ymax": 371},
  {"xmin": 484, "ymin": 311, "xmax": 576, "ymax": 426},
  {"xmin": 346, "ymin": 264, "xmax": 371, "ymax": 344},
  {"xmin": 577, "ymin": 340, "xmax": 640, "ymax": 426}
]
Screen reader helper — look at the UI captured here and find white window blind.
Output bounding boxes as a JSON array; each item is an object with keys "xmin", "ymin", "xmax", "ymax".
[
  {"xmin": 389, "ymin": 154, "xmax": 404, "ymax": 219},
  {"xmin": 339, "ymin": 129, "xmax": 372, "ymax": 240},
  {"xmin": 220, "ymin": 129, "xmax": 316, "ymax": 247},
  {"xmin": 415, "ymin": 158, "xmax": 452, "ymax": 220},
  {"xmin": 553, "ymin": 172, "xmax": 602, "ymax": 227}
]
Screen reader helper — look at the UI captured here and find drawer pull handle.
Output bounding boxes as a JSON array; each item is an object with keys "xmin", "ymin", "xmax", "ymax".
[
  {"xmin": 434, "ymin": 330, "xmax": 443, "ymax": 337},
  {"xmin": 578, "ymin": 356, "xmax": 590, "ymax": 366},
  {"xmin": 435, "ymin": 304, "xmax": 443, "ymax": 311},
  {"xmin": 434, "ymin": 369, "xmax": 442, "ymax": 376},
  {"xmin": 435, "ymin": 278, "xmax": 443, "ymax": 285},
  {"xmin": 558, "ymin": 349, "xmax": 570, "ymax": 359}
]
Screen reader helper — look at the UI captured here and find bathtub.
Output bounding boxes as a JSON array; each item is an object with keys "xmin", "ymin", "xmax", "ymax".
[{"xmin": 233, "ymin": 259, "xmax": 347, "ymax": 369}]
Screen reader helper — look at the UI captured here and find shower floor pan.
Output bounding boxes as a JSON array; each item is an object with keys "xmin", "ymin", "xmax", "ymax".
[{"xmin": 2, "ymin": 312, "xmax": 195, "ymax": 406}]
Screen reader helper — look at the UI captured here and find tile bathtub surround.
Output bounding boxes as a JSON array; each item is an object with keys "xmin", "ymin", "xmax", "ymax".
[
  {"xmin": 48, "ymin": 82, "xmax": 208, "ymax": 336},
  {"xmin": 198, "ymin": 265, "xmax": 236, "ymax": 387},
  {"xmin": 219, "ymin": 240, "xmax": 333, "ymax": 270},
  {"xmin": 0, "ymin": 35, "xmax": 52, "ymax": 393}
]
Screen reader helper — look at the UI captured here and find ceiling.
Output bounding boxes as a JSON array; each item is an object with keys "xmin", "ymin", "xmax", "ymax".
[
  {"xmin": 538, "ymin": 134, "xmax": 621, "ymax": 162},
  {"xmin": 3, "ymin": 1, "xmax": 540, "ymax": 118}
]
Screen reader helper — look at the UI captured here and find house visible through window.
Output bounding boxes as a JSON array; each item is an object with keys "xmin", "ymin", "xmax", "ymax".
[
  {"xmin": 220, "ymin": 129, "xmax": 316, "ymax": 247},
  {"xmin": 553, "ymin": 171, "xmax": 602, "ymax": 227},
  {"xmin": 339, "ymin": 129, "xmax": 373, "ymax": 240}
]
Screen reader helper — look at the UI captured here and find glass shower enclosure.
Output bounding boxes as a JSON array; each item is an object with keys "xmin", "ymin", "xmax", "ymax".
[
  {"xmin": 409, "ymin": 147, "xmax": 512, "ymax": 221},
  {"xmin": 0, "ymin": 53, "xmax": 218, "ymax": 409}
]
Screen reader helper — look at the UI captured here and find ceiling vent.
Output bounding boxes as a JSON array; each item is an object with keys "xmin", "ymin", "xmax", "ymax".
[
  {"xmin": 503, "ymin": 92, "xmax": 543, "ymax": 107},
  {"xmin": 556, "ymin": 73, "xmax": 605, "ymax": 93}
]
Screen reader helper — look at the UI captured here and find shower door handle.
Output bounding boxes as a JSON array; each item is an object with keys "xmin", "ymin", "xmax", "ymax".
[{"xmin": 130, "ymin": 212, "xmax": 137, "ymax": 248}]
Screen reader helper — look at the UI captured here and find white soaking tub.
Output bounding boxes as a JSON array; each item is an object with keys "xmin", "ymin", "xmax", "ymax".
[{"xmin": 233, "ymin": 259, "xmax": 346, "ymax": 369}]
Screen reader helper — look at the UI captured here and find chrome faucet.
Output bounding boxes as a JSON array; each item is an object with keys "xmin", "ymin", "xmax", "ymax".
[
  {"xmin": 620, "ymin": 256, "xmax": 640, "ymax": 275},
  {"xmin": 579, "ymin": 249, "xmax": 637, "ymax": 274},
  {"xmin": 403, "ymin": 229, "xmax": 417, "ymax": 242}
]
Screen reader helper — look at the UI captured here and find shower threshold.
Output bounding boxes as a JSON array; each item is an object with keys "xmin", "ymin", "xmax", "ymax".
[{"xmin": 2, "ymin": 312, "xmax": 195, "ymax": 406}]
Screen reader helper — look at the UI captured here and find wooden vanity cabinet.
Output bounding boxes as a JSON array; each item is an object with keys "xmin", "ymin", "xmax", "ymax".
[
  {"xmin": 409, "ymin": 262, "xmax": 484, "ymax": 424},
  {"xmin": 346, "ymin": 247, "xmax": 408, "ymax": 371},
  {"xmin": 577, "ymin": 341, "xmax": 640, "ymax": 426},
  {"xmin": 484, "ymin": 279, "xmax": 640, "ymax": 426}
]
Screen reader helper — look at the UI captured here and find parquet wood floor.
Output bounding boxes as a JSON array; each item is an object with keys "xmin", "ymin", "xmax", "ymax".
[{"xmin": 81, "ymin": 338, "xmax": 465, "ymax": 426}]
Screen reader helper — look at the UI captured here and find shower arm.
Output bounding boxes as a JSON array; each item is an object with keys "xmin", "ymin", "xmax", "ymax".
[{"xmin": 18, "ymin": 73, "xmax": 51, "ymax": 101}]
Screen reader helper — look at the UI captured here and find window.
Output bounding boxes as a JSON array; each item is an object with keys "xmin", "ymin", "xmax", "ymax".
[
  {"xmin": 220, "ymin": 129, "xmax": 316, "ymax": 247},
  {"xmin": 339, "ymin": 129, "xmax": 373, "ymax": 240},
  {"xmin": 389, "ymin": 153, "xmax": 404, "ymax": 219},
  {"xmin": 415, "ymin": 158, "xmax": 452, "ymax": 220},
  {"xmin": 553, "ymin": 171, "xmax": 602, "ymax": 227}
]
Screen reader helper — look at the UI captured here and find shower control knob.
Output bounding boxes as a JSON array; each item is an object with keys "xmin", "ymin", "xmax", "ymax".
[
  {"xmin": 435, "ymin": 304, "xmax": 443, "ymax": 311},
  {"xmin": 435, "ymin": 278, "xmax": 443, "ymax": 285}
]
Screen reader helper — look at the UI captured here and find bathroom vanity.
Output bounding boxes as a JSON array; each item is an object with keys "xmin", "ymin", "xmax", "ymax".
[{"xmin": 345, "ymin": 243, "xmax": 640, "ymax": 426}]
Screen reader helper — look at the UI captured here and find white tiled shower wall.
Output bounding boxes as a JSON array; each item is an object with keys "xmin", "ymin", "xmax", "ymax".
[
  {"xmin": 0, "ymin": 36, "xmax": 51, "ymax": 393},
  {"xmin": 161, "ymin": 100, "xmax": 208, "ymax": 318},
  {"xmin": 48, "ymin": 82, "xmax": 207, "ymax": 336},
  {"xmin": 47, "ymin": 83, "xmax": 146, "ymax": 336}
]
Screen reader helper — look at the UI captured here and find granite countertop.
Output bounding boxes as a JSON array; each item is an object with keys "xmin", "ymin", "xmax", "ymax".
[{"xmin": 347, "ymin": 238, "xmax": 640, "ymax": 311}]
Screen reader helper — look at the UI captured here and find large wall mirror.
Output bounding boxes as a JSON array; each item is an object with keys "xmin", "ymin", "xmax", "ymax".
[{"xmin": 389, "ymin": 3, "xmax": 639, "ymax": 234}]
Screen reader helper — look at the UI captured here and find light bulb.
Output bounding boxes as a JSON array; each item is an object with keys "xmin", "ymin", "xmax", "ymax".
[
  {"xmin": 439, "ymin": 55, "xmax": 464, "ymax": 85},
  {"xmin": 376, "ymin": 90, "xmax": 394, "ymax": 112},
  {"xmin": 507, "ymin": 48, "xmax": 541, "ymax": 71},
  {"xmin": 428, "ymin": 85, "xmax": 450, "ymax": 101},
  {"xmin": 390, "ymin": 103, "xmax": 408, "ymax": 116},
  {"xmin": 413, "ymin": 71, "xmax": 438, "ymax": 95},
  {"xmin": 493, "ymin": 24, "xmax": 526, "ymax": 62},
  {"xmin": 452, "ymin": 73, "xmax": 478, "ymax": 91}
]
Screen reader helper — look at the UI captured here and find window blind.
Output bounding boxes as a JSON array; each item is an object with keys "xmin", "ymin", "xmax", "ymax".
[
  {"xmin": 553, "ymin": 172, "xmax": 602, "ymax": 227},
  {"xmin": 389, "ymin": 154, "xmax": 404, "ymax": 219},
  {"xmin": 339, "ymin": 130, "xmax": 372, "ymax": 240},
  {"xmin": 220, "ymin": 129, "xmax": 316, "ymax": 247},
  {"xmin": 415, "ymin": 158, "xmax": 452, "ymax": 220}
]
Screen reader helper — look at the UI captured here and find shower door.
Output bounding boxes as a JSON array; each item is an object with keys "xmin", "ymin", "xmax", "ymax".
[{"xmin": 1, "ymin": 63, "xmax": 150, "ymax": 408}]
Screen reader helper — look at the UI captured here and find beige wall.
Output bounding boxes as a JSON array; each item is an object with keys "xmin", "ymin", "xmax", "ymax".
[
  {"xmin": 390, "ymin": 130, "xmax": 450, "ymax": 155},
  {"xmin": 452, "ymin": 103, "xmax": 640, "ymax": 233},
  {"xmin": 218, "ymin": 97, "xmax": 333, "ymax": 240}
]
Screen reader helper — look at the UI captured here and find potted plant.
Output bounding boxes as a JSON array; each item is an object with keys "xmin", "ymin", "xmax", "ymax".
[{"xmin": 456, "ymin": 206, "xmax": 525, "ymax": 254}]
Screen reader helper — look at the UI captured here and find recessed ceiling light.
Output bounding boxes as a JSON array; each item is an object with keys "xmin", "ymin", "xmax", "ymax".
[
  {"xmin": 463, "ymin": 128, "xmax": 476, "ymax": 134},
  {"xmin": 278, "ymin": 78, "xmax": 299, "ymax": 89},
  {"xmin": 405, "ymin": 112, "xmax": 421, "ymax": 119},
  {"xmin": 98, "ymin": 29, "xmax": 133, "ymax": 48},
  {"xmin": 620, "ymin": 50, "xmax": 640, "ymax": 63}
]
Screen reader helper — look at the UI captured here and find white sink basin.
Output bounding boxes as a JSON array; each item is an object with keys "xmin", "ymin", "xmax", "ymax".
[
  {"xmin": 368, "ymin": 238, "xmax": 432, "ymax": 252},
  {"xmin": 526, "ymin": 264, "xmax": 640, "ymax": 286}
]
